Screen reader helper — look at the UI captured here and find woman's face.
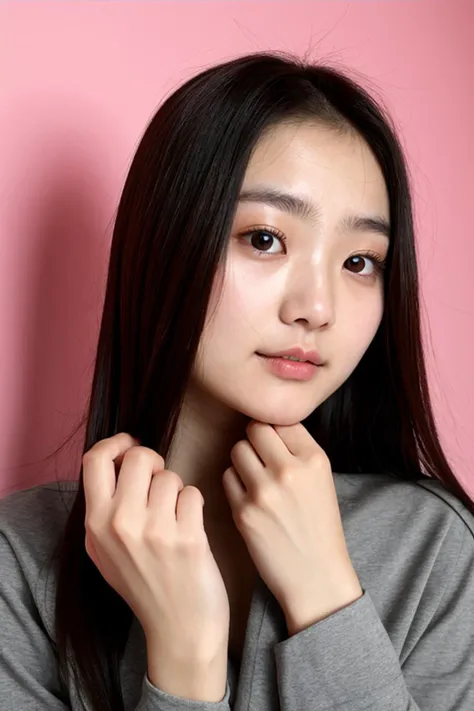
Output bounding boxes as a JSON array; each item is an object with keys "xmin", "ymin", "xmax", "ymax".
[{"xmin": 192, "ymin": 120, "xmax": 390, "ymax": 426}]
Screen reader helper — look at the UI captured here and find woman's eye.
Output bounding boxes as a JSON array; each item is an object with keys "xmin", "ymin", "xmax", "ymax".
[
  {"xmin": 345, "ymin": 254, "xmax": 386, "ymax": 278},
  {"xmin": 241, "ymin": 229, "xmax": 286, "ymax": 256},
  {"xmin": 239, "ymin": 230, "xmax": 386, "ymax": 277}
]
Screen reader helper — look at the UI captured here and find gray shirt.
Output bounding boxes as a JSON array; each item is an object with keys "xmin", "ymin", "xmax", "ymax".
[{"xmin": 0, "ymin": 472, "xmax": 473, "ymax": 709}]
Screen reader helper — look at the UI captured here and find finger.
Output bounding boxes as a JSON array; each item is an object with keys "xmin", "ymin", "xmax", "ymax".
[
  {"xmin": 273, "ymin": 422, "xmax": 318, "ymax": 458},
  {"xmin": 113, "ymin": 446, "xmax": 165, "ymax": 514},
  {"xmin": 245, "ymin": 421, "xmax": 290, "ymax": 471},
  {"xmin": 176, "ymin": 486, "xmax": 205, "ymax": 531},
  {"xmin": 222, "ymin": 467, "xmax": 247, "ymax": 508},
  {"xmin": 230, "ymin": 440, "xmax": 265, "ymax": 492},
  {"xmin": 147, "ymin": 469, "xmax": 185, "ymax": 526},
  {"xmin": 114, "ymin": 437, "xmax": 141, "ymax": 471},
  {"xmin": 83, "ymin": 432, "xmax": 138, "ymax": 516}
]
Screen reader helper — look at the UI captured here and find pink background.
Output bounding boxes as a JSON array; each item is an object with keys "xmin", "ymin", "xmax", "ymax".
[{"xmin": 0, "ymin": 1, "xmax": 473, "ymax": 498}]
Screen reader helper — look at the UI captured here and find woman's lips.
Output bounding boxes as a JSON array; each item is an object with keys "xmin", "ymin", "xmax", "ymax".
[{"xmin": 256, "ymin": 353, "xmax": 320, "ymax": 381}]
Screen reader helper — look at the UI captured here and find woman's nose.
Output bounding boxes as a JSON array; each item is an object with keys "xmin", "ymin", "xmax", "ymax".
[{"xmin": 279, "ymin": 270, "xmax": 335, "ymax": 330}]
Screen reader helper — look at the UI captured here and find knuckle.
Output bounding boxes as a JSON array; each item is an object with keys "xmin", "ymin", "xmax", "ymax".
[
  {"xmin": 178, "ymin": 529, "xmax": 206, "ymax": 552},
  {"xmin": 109, "ymin": 512, "xmax": 137, "ymax": 543},
  {"xmin": 309, "ymin": 449, "xmax": 328, "ymax": 469},
  {"xmin": 253, "ymin": 484, "xmax": 276, "ymax": 509},
  {"xmin": 82, "ymin": 433, "xmax": 138, "ymax": 465},
  {"xmin": 276, "ymin": 466, "xmax": 296, "ymax": 484},
  {"xmin": 84, "ymin": 514, "xmax": 101, "ymax": 536},
  {"xmin": 142, "ymin": 524, "xmax": 165, "ymax": 547},
  {"xmin": 183, "ymin": 485, "xmax": 202, "ymax": 500},
  {"xmin": 82, "ymin": 442, "xmax": 113, "ymax": 466},
  {"xmin": 124, "ymin": 446, "xmax": 165, "ymax": 470},
  {"xmin": 122, "ymin": 446, "xmax": 152, "ymax": 463},
  {"xmin": 163, "ymin": 470, "xmax": 183, "ymax": 488},
  {"xmin": 233, "ymin": 503, "xmax": 255, "ymax": 528},
  {"xmin": 82, "ymin": 449, "xmax": 98, "ymax": 467}
]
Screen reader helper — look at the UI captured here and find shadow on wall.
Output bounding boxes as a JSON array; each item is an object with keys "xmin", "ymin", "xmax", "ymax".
[{"xmin": 1, "ymin": 101, "xmax": 131, "ymax": 497}]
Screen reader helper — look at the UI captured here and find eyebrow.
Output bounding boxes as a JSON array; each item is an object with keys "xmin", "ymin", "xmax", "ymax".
[{"xmin": 238, "ymin": 186, "xmax": 391, "ymax": 240}]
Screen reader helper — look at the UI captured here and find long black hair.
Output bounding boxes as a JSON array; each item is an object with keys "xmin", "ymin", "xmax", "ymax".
[{"xmin": 47, "ymin": 50, "xmax": 474, "ymax": 710}]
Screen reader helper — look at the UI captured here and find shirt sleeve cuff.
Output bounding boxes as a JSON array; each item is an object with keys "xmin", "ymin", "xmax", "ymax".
[
  {"xmin": 274, "ymin": 589, "xmax": 408, "ymax": 709},
  {"xmin": 136, "ymin": 673, "xmax": 232, "ymax": 711}
]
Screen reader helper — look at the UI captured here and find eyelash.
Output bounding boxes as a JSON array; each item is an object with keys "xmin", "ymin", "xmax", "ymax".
[{"xmin": 239, "ymin": 225, "xmax": 387, "ymax": 277}]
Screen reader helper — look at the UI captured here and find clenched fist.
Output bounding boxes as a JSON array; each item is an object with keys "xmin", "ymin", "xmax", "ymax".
[{"xmin": 82, "ymin": 433, "xmax": 230, "ymax": 673}]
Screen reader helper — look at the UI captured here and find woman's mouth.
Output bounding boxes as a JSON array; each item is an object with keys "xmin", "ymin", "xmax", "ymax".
[{"xmin": 256, "ymin": 353, "xmax": 321, "ymax": 381}]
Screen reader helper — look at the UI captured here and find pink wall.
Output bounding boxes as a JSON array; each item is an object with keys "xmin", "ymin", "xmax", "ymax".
[{"xmin": 1, "ymin": 1, "xmax": 473, "ymax": 497}]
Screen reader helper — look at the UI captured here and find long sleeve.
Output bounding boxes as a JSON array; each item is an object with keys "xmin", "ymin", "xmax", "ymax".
[
  {"xmin": 135, "ymin": 674, "xmax": 232, "ymax": 711},
  {"xmin": 0, "ymin": 530, "xmax": 232, "ymax": 711},
  {"xmin": 273, "ymin": 512, "xmax": 474, "ymax": 710},
  {"xmin": 0, "ymin": 532, "xmax": 72, "ymax": 708}
]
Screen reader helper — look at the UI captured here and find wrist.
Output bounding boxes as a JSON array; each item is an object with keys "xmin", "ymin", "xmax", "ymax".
[
  {"xmin": 283, "ymin": 578, "xmax": 363, "ymax": 636},
  {"xmin": 145, "ymin": 640, "xmax": 228, "ymax": 702}
]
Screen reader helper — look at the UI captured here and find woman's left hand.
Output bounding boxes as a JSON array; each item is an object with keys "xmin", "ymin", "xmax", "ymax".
[{"xmin": 222, "ymin": 420, "xmax": 363, "ymax": 635}]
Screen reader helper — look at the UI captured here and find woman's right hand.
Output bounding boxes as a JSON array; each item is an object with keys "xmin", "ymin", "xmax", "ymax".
[{"xmin": 82, "ymin": 432, "xmax": 231, "ymax": 666}]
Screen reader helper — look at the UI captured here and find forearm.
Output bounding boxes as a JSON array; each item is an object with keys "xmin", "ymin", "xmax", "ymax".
[{"xmin": 146, "ymin": 641, "xmax": 228, "ymax": 703}]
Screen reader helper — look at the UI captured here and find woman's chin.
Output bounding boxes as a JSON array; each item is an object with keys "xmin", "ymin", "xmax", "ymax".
[{"xmin": 238, "ymin": 401, "xmax": 318, "ymax": 428}]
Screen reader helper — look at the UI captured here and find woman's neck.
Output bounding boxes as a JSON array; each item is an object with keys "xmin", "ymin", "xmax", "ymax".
[{"xmin": 166, "ymin": 386, "xmax": 250, "ymax": 524}]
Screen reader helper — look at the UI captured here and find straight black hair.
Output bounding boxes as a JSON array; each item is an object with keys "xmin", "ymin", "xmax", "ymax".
[{"xmin": 46, "ymin": 50, "xmax": 474, "ymax": 710}]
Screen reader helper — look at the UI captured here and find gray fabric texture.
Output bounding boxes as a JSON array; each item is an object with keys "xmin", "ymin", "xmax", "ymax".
[{"xmin": 0, "ymin": 472, "xmax": 473, "ymax": 709}]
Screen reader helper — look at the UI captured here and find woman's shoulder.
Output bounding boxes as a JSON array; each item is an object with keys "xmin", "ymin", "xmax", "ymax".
[
  {"xmin": 411, "ymin": 475, "xmax": 474, "ymax": 535},
  {"xmin": 0, "ymin": 478, "xmax": 79, "ymax": 545},
  {"xmin": 0, "ymin": 479, "xmax": 79, "ymax": 637},
  {"xmin": 336, "ymin": 470, "xmax": 474, "ymax": 543},
  {"xmin": 337, "ymin": 471, "xmax": 474, "ymax": 623}
]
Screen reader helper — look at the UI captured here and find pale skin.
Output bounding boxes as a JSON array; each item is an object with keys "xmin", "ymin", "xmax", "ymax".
[
  {"xmin": 83, "ymin": 120, "xmax": 390, "ymax": 701},
  {"xmin": 168, "ymin": 120, "xmax": 389, "ymax": 523}
]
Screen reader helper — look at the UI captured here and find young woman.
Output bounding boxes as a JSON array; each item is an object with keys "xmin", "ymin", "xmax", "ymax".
[{"xmin": 0, "ymin": 50, "xmax": 473, "ymax": 711}]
